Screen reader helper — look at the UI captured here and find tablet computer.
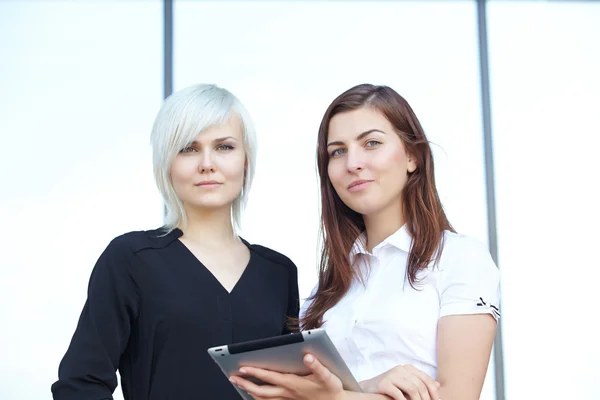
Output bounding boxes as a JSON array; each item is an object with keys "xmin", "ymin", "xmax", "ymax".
[{"xmin": 207, "ymin": 329, "xmax": 362, "ymax": 399}]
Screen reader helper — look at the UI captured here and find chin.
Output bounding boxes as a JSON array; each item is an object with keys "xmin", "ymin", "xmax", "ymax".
[
  {"xmin": 344, "ymin": 201, "xmax": 384, "ymax": 217},
  {"xmin": 186, "ymin": 198, "xmax": 235, "ymax": 211},
  {"xmin": 198, "ymin": 202, "xmax": 231, "ymax": 210}
]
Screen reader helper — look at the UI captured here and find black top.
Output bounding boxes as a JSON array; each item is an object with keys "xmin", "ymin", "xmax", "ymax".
[{"xmin": 51, "ymin": 228, "xmax": 300, "ymax": 400}]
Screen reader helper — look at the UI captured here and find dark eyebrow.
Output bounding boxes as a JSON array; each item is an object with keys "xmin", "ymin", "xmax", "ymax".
[{"xmin": 326, "ymin": 129, "xmax": 386, "ymax": 148}]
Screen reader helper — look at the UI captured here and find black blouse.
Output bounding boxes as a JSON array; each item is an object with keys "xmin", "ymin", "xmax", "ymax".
[{"xmin": 51, "ymin": 228, "xmax": 300, "ymax": 400}]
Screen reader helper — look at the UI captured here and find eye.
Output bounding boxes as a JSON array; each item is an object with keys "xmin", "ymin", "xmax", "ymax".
[
  {"xmin": 217, "ymin": 144, "xmax": 234, "ymax": 151},
  {"xmin": 179, "ymin": 146, "xmax": 197, "ymax": 153},
  {"xmin": 365, "ymin": 140, "xmax": 381, "ymax": 148},
  {"xmin": 330, "ymin": 148, "xmax": 346, "ymax": 157}
]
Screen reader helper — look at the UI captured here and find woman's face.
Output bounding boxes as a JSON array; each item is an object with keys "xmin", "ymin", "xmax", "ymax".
[
  {"xmin": 326, "ymin": 107, "xmax": 416, "ymax": 217},
  {"xmin": 170, "ymin": 114, "xmax": 246, "ymax": 214}
]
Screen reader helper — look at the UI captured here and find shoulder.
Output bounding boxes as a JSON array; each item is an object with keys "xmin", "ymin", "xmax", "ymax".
[
  {"xmin": 107, "ymin": 227, "xmax": 182, "ymax": 255},
  {"xmin": 247, "ymin": 242, "xmax": 297, "ymax": 273},
  {"xmin": 437, "ymin": 231, "xmax": 499, "ymax": 282},
  {"xmin": 91, "ymin": 228, "xmax": 180, "ymax": 281},
  {"xmin": 439, "ymin": 231, "xmax": 495, "ymax": 266}
]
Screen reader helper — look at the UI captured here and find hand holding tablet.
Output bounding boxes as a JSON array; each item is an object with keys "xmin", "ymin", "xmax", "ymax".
[
  {"xmin": 207, "ymin": 329, "xmax": 361, "ymax": 400},
  {"xmin": 231, "ymin": 352, "xmax": 347, "ymax": 400}
]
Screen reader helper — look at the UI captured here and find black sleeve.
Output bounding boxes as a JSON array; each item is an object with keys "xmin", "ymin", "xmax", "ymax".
[
  {"xmin": 51, "ymin": 237, "xmax": 140, "ymax": 400},
  {"xmin": 283, "ymin": 261, "xmax": 300, "ymax": 334}
]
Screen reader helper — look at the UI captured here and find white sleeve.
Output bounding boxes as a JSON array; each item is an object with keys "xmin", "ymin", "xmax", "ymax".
[{"xmin": 438, "ymin": 235, "xmax": 501, "ymax": 321}]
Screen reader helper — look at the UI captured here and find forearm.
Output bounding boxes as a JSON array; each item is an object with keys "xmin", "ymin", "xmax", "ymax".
[
  {"xmin": 438, "ymin": 384, "xmax": 482, "ymax": 400},
  {"xmin": 343, "ymin": 390, "xmax": 391, "ymax": 400}
]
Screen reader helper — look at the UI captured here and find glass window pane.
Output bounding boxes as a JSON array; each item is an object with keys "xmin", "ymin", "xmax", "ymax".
[
  {"xmin": 488, "ymin": 1, "xmax": 600, "ymax": 398},
  {"xmin": 0, "ymin": 2, "xmax": 162, "ymax": 399},
  {"xmin": 175, "ymin": 2, "xmax": 496, "ymax": 399}
]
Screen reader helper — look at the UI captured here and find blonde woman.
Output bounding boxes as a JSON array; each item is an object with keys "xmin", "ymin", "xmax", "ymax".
[{"xmin": 52, "ymin": 84, "xmax": 299, "ymax": 400}]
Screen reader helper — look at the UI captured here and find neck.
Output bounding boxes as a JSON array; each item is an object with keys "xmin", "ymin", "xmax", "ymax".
[
  {"xmin": 363, "ymin": 200, "xmax": 405, "ymax": 253},
  {"xmin": 178, "ymin": 205, "xmax": 237, "ymax": 248}
]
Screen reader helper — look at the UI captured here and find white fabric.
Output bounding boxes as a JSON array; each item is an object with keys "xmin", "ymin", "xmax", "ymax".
[{"xmin": 300, "ymin": 225, "xmax": 500, "ymax": 382}]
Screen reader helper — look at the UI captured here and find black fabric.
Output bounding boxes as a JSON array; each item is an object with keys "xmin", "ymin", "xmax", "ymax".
[{"xmin": 51, "ymin": 228, "xmax": 299, "ymax": 400}]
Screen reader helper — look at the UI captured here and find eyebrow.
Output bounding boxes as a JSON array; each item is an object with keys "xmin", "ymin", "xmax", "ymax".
[
  {"xmin": 214, "ymin": 136, "xmax": 238, "ymax": 143},
  {"xmin": 190, "ymin": 136, "xmax": 238, "ymax": 145},
  {"xmin": 326, "ymin": 129, "xmax": 386, "ymax": 148}
]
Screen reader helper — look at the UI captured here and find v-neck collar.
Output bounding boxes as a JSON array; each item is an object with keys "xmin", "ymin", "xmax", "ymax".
[{"xmin": 172, "ymin": 230, "xmax": 254, "ymax": 295}]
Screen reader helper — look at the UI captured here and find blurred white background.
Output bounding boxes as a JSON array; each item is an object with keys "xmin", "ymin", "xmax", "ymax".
[{"xmin": 0, "ymin": 1, "xmax": 598, "ymax": 399}]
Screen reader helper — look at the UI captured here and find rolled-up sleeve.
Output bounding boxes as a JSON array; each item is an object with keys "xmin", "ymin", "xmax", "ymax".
[{"xmin": 438, "ymin": 236, "xmax": 501, "ymax": 321}]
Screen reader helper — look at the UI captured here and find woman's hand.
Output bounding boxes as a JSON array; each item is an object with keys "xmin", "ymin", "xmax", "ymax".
[
  {"xmin": 360, "ymin": 365, "xmax": 440, "ymax": 400},
  {"xmin": 229, "ymin": 354, "xmax": 346, "ymax": 400}
]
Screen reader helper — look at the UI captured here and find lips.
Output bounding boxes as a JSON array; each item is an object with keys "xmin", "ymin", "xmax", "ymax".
[
  {"xmin": 347, "ymin": 179, "xmax": 373, "ymax": 190},
  {"xmin": 194, "ymin": 180, "xmax": 221, "ymax": 186}
]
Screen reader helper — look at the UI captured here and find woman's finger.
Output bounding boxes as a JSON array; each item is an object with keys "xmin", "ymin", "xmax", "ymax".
[
  {"xmin": 402, "ymin": 373, "xmax": 430, "ymax": 400},
  {"xmin": 304, "ymin": 354, "xmax": 337, "ymax": 389},
  {"xmin": 252, "ymin": 397, "xmax": 285, "ymax": 400},
  {"xmin": 229, "ymin": 375, "xmax": 287, "ymax": 399},
  {"xmin": 250, "ymin": 397, "xmax": 275, "ymax": 400},
  {"xmin": 404, "ymin": 365, "xmax": 440, "ymax": 399},
  {"xmin": 253, "ymin": 397, "xmax": 286, "ymax": 400},
  {"xmin": 393, "ymin": 376, "xmax": 423, "ymax": 400},
  {"xmin": 238, "ymin": 366, "xmax": 291, "ymax": 388},
  {"xmin": 379, "ymin": 379, "xmax": 408, "ymax": 400}
]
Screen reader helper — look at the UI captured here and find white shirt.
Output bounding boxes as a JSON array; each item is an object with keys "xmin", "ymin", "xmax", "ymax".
[{"xmin": 299, "ymin": 225, "xmax": 501, "ymax": 382}]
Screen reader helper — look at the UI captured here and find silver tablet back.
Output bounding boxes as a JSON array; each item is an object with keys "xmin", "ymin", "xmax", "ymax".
[{"xmin": 207, "ymin": 329, "xmax": 362, "ymax": 400}]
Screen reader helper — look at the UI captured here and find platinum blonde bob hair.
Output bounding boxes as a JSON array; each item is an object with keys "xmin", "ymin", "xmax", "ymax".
[{"xmin": 150, "ymin": 83, "xmax": 257, "ymax": 234}]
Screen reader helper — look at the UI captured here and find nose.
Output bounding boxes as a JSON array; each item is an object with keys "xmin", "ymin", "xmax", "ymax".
[
  {"xmin": 346, "ymin": 147, "xmax": 364, "ymax": 173},
  {"xmin": 198, "ymin": 150, "xmax": 216, "ymax": 173}
]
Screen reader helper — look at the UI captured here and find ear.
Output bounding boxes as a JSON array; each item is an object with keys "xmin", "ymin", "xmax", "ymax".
[{"xmin": 407, "ymin": 155, "xmax": 417, "ymax": 173}]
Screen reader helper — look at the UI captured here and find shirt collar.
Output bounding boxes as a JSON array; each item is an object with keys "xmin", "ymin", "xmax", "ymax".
[
  {"xmin": 349, "ymin": 224, "xmax": 412, "ymax": 258},
  {"xmin": 385, "ymin": 224, "xmax": 412, "ymax": 253},
  {"xmin": 350, "ymin": 232, "xmax": 368, "ymax": 259}
]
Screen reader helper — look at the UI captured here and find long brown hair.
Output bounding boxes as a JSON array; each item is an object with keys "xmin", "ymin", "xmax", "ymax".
[{"xmin": 301, "ymin": 84, "xmax": 454, "ymax": 330}]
